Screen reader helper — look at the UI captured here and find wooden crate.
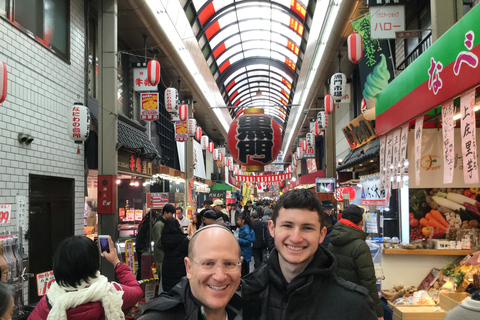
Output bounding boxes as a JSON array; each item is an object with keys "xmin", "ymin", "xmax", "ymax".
[
  {"xmin": 391, "ymin": 305, "xmax": 446, "ymax": 320},
  {"xmin": 438, "ymin": 292, "xmax": 470, "ymax": 311}
]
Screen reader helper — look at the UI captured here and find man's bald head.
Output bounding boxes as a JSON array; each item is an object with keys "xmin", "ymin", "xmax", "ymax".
[{"xmin": 188, "ymin": 225, "xmax": 241, "ymax": 260}]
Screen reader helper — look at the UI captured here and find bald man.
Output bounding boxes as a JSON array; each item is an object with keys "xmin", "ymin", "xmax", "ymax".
[{"xmin": 139, "ymin": 225, "xmax": 243, "ymax": 320}]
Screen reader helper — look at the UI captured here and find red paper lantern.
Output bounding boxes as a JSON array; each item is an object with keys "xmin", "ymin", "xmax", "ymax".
[
  {"xmin": 164, "ymin": 88, "xmax": 178, "ymax": 113},
  {"xmin": 0, "ymin": 62, "xmax": 6, "ymax": 103},
  {"xmin": 208, "ymin": 142, "xmax": 214, "ymax": 153},
  {"xmin": 347, "ymin": 32, "xmax": 363, "ymax": 64},
  {"xmin": 179, "ymin": 104, "xmax": 188, "ymax": 121},
  {"xmin": 227, "ymin": 108, "xmax": 282, "ymax": 172},
  {"xmin": 324, "ymin": 94, "xmax": 334, "ymax": 114},
  {"xmin": 187, "ymin": 119, "xmax": 196, "ymax": 136},
  {"xmin": 301, "ymin": 138, "xmax": 307, "ymax": 152},
  {"xmin": 219, "ymin": 152, "xmax": 223, "ymax": 162},
  {"xmin": 195, "ymin": 126, "xmax": 202, "ymax": 141},
  {"xmin": 201, "ymin": 136, "xmax": 209, "ymax": 149},
  {"xmin": 314, "ymin": 120, "xmax": 322, "ymax": 136},
  {"xmin": 147, "ymin": 59, "xmax": 160, "ymax": 86}
]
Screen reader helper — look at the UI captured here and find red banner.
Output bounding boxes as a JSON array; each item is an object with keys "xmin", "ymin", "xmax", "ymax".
[{"xmin": 235, "ymin": 173, "xmax": 291, "ymax": 183}]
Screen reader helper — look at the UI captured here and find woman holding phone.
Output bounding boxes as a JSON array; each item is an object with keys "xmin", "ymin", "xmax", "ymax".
[{"xmin": 29, "ymin": 235, "xmax": 143, "ymax": 319}]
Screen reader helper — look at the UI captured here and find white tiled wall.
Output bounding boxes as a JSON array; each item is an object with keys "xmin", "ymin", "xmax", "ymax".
[{"xmin": 0, "ymin": 0, "xmax": 86, "ymax": 303}]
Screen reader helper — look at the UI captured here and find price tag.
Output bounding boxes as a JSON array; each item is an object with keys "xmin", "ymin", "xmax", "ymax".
[
  {"xmin": 36, "ymin": 270, "xmax": 55, "ymax": 296},
  {"xmin": 145, "ymin": 283, "xmax": 156, "ymax": 303},
  {"xmin": 0, "ymin": 204, "xmax": 12, "ymax": 225}
]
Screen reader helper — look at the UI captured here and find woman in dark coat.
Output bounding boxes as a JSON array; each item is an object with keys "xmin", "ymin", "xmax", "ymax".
[{"xmin": 160, "ymin": 218, "xmax": 189, "ymax": 292}]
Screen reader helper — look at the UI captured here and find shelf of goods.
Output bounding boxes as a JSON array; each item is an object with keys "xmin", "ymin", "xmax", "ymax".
[{"xmin": 384, "ymin": 249, "xmax": 477, "ymax": 256}]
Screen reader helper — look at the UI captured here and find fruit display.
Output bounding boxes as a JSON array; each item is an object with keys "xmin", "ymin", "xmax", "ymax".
[{"xmin": 409, "ymin": 188, "xmax": 480, "ymax": 242}]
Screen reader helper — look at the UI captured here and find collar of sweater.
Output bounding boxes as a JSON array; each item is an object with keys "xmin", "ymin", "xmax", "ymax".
[{"xmin": 461, "ymin": 298, "xmax": 480, "ymax": 311}]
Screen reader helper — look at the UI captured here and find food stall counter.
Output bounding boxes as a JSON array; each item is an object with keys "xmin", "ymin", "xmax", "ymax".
[{"xmin": 384, "ymin": 249, "xmax": 477, "ymax": 256}]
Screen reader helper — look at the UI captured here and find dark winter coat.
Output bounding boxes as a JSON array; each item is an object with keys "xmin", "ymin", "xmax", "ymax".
[
  {"xmin": 328, "ymin": 222, "xmax": 384, "ymax": 317},
  {"xmin": 241, "ymin": 247, "xmax": 377, "ymax": 320},
  {"xmin": 251, "ymin": 219, "xmax": 267, "ymax": 249},
  {"xmin": 138, "ymin": 278, "xmax": 243, "ymax": 320},
  {"xmin": 237, "ymin": 224, "xmax": 255, "ymax": 262},
  {"xmin": 161, "ymin": 233, "xmax": 189, "ymax": 292},
  {"xmin": 136, "ymin": 221, "xmax": 152, "ymax": 254}
]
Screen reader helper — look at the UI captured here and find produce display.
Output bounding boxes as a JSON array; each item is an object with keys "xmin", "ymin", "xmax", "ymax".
[{"xmin": 409, "ymin": 188, "xmax": 480, "ymax": 242}]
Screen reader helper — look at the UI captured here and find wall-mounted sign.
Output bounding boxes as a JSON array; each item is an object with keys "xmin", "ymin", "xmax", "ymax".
[
  {"xmin": 134, "ymin": 67, "xmax": 158, "ymax": 92},
  {"xmin": 368, "ymin": 0, "xmax": 405, "ymax": 6},
  {"xmin": 146, "ymin": 193, "xmax": 169, "ymax": 209},
  {"xmin": 97, "ymin": 175, "xmax": 116, "ymax": 214},
  {"xmin": 342, "ymin": 114, "xmax": 376, "ymax": 149},
  {"xmin": 118, "ymin": 151, "xmax": 152, "ymax": 178},
  {"xmin": 370, "ymin": 5, "xmax": 405, "ymax": 39},
  {"xmin": 360, "ymin": 175, "xmax": 388, "ymax": 206},
  {"xmin": 140, "ymin": 92, "xmax": 159, "ymax": 121},
  {"xmin": 0, "ymin": 204, "xmax": 11, "ymax": 224},
  {"xmin": 175, "ymin": 121, "xmax": 188, "ymax": 142}
]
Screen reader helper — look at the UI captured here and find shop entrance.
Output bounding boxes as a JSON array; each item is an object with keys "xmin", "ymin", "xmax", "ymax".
[{"xmin": 28, "ymin": 175, "xmax": 74, "ymax": 304}]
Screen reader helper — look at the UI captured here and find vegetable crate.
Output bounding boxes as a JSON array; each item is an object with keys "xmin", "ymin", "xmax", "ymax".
[
  {"xmin": 438, "ymin": 292, "xmax": 470, "ymax": 311},
  {"xmin": 391, "ymin": 305, "xmax": 446, "ymax": 320}
]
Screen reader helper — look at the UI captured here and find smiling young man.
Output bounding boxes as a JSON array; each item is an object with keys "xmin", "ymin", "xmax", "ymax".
[
  {"xmin": 139, "ymin": 225, "xmax": 242, "ymax": 320},
  {"xmin": 241, "ymin": 189, "xmax": 377, "ymax": 320}
]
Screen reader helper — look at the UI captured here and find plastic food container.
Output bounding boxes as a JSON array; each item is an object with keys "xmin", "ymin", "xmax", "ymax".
[
  {"xmin": 383, "ymin": 237, "xmax": 391, "ymax": 249},
  {"xmin": 391, "ymin": 237, "xmax": 400, "ymax": 248}
]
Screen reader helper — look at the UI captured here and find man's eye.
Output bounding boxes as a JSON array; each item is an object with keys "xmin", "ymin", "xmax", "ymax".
[
  {"xmin": 203, "ymin": 261, "xmax": 215, "ymax": 267},
  {"xmin": 224, "ymin": 262, "xmax": 235, "ymax": 267}
]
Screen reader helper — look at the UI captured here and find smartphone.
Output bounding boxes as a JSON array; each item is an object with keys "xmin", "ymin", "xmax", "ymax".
[{"xmin": 98, "ymin": 235, "xmax": 110, "ymax": 256}]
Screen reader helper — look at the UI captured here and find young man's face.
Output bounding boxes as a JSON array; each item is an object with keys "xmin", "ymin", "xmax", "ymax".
[
  {"xmin": 164, "ymin": 211, "xmax": 174, "ymax": 220},
  {"xmin": 176, "ymin": 209, "xmax": 183, "ymax": 218},
  {"xmin": 269, "ymin": 207, "xmax": 326, "ymax": 267}
]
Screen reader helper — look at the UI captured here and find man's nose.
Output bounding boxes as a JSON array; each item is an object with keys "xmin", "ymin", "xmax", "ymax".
[{"xmin": 290, "ymin": 228, "xmax": 303, "ymax": 242}]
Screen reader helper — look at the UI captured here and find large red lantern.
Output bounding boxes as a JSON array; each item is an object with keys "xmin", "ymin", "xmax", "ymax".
[
  {"xmin": 227, "ymin": 108, "xmax": 282, "ymax": 172},
  {"xmin": 347, "ymin": 32, "xmax": 363, "ymax": 64},
  {"xmin": 164, "ymin": 88, "xmax": 178, "ymax": 113},
  {"xmin": 301, "ymin": 139, "xmax": 307, "ymax": 152},
  {"xmin": 208, "ymin": 142, "xmax": 214, "ymax": 153},
  {"xmin": 201, "ymin": 136, "xmax": 209, "ymax": 149},
  {"xmin": 195, "ymin": 126, "xmax": 202, "ymax": 141},
  {"xmin": 179, "ymin": 103, "xmax": 188, "ymax": 121},
  {"xmin": 147, "ymin": 59, "xmax": 160, "ymax": 86},
  {"xmin": 324, "ymin": 94, "xmax": 334, "ymax": 114},
  {"xmin": 0, "ymin": 62, "xmax": 6, "ymax": 103}
]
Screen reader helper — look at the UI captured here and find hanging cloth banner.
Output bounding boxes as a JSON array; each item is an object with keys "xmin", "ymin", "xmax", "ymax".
[
  {"xmin": 398, "ymin": 124, "xmax": 409, "ymax": 189},
  {"xmin": 460, "ymin": 90, "xmax": 479, "ymax": 184},
  {"xmin": 414, "ymin": 116, "xmax": 424, "ymax": 186},
  {"xmin": 384, "ymin": 133, "xmax": 394, "ymax": 191},
  {"xmin": 379, "ymin": 136, "xmax": 386, "ymax": 191},
  {"xmin": 236, "ymin": 173, "xmax": 291, "ymax": 183},
  {"xmin": 442, "ymin": 101, "xmax": 455, "ymax": 184},
  {"xmin": 391, "ymin": 128, "xmax": 402, "ymax": 189}
]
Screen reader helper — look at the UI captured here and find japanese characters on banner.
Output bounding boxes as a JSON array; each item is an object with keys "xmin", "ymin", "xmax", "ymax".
[
  {"xmin": 175, "ymin": 121, "xmax": 188, "ymax": 142},
  {"xmin": 460, "ymin": 90, "xmax": 479, "ymax": 184},
  {"xmin": 384, "ymin": 133, "xmax": 393, "ymax": 191},
  {"xmin": 134, "ymin": 67, "xmax": 157, "ymax": 92},
  {"xmin": 398, "ymin": 124, "xmax": 409, "ymax": 188},
  {"xmin": 146, "ymin": 193, "xmax": 169, "ymax": 209},
  {"xmin": 379, "ymin": 136, "xmax": 386, "ymax": 191},
  {"xmin": 369, "ymin": 5, "xmax": 405, "ymax": 39},
  {"xmin": 124, "ymin": 240, "xmax": 135, "ymax": 273},
  {"xmin": 391, "ymin": 128, "xmax": 401, "ymax": 189},
  {"xmin": 236, "ymin": 173, "xmax": 291, "ymax": 183},
  {"xmin": 140, "ymin": 92, "xmax": 159, "ymax": 121},
  {"xmin": 0, "ymin": 204, "xmax": 12, "ymax": 224},
  {"xmin": 414, "ymin": 116, "xmax": 424, "ymax": 186},
  {"xmin": 442, "ymin": 102, "xmax": 455, "ymax": 184},
  {"xmin": 360, "ymin": 174, "xmax": 388, "ymax": 206}
]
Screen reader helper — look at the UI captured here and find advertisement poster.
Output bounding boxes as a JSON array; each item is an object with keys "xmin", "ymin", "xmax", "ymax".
[
  {"xmin": 124, "ymin": 240, "xmax": 135, "ymax": 274},
  {"xmin": 175, "ymin": 121, "xmax": 188, "ymax": 142},
  {"xmin": 147, "ymin": 193, "xmax": 169, "ymax": 209},
  {"xmin": 140, "ymin": 92, "xmax": 159, "ymax": 121},
  {"xmin": 360, "ymin": 174, "xmax": 388, "ymax": 206},
  {"xmin": 133, "ymin": 67, "xmax": 158, "ymax": 92},
  {"xmin": 366, "ymin": 212, "xmax": 378, "ymax": 234}
]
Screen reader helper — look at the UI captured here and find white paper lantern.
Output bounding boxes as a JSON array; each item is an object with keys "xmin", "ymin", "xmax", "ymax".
[
  {"xmin": 317, "ymin": 111, "xmax": 327, "ymax": 129},
  {"xmin": 201, "ymin": 136, "xmax": 209, "ymax": 149},
  {"xmin": 68, "ymin": 103, "xmax": 90, "ymax": 143},
  {"xmin": 164, "ymin": 88, "xmax": 178, "ymax": 113},
  {"xmin": 188, "ymin": 119, "xmax": 196, "ymax": 136},
  {"xmin": 213, "ymin": 149, "xmax": 219, "ymax": 160},
  {"xmin": 330, "ymin": 73, "xmax": 346, "ymax": 103},
  {"xmin": 306, "ymin": 133, "xmax": 315, "ymax": 148}
]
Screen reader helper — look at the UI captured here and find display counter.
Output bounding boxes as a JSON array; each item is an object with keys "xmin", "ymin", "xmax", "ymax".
[{"xmin": 384, "ymin": 249, "xmax": 476, "ymax": 256}]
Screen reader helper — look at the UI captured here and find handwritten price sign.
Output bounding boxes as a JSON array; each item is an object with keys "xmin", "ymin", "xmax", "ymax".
[
  {"xmin": 0, "ymin": 204, "xmax": 12, "ymax": 225},
  {"xmin": 36, "ymin": 270, "xmax": 55, "ymax": 296}
]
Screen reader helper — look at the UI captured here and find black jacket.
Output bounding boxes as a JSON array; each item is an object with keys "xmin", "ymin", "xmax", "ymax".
[
  {"xmin": 241, "ymin": 247, "xmax": 377, "ymax": 320},
  {"xmin": 135, "ymin": 222, "xmax": 152, "ymax": 253},
  {"xmin": 328, "ymin": 222, "xmax": 384, "ymax": 317},
  {"xmin": 251, "ymin": 219, "xmax": 266, "ymax": 249},
  {"xmin": 161, "ymin": 233, "xmax": 189, "ymax": 292},
  {"xmin": 138, "ymin": 278, "xmax": 243, "ymax": 320}
]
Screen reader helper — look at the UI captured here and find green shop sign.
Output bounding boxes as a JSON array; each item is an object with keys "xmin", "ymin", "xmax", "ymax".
[{"xmin": 375, "ymin": 4, "xmax": 480, "ymax": 136}]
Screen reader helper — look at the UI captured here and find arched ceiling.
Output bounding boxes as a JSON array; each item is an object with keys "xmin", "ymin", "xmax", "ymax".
[{"xmin": 184, "ymin": 0, "xmax": 313, "ymax": 133}]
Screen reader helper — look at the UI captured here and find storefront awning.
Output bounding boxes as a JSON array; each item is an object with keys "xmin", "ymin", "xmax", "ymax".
[
  {"xmin": 118, "ymin": 121, "xmax": 160, "ymax": 160},
  {"xmin": 336, "ymin": 138, "xmax": 380, "ymax": 171}
]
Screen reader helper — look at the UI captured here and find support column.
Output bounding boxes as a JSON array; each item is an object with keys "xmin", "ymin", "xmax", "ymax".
[
  {"xmin": 98, "ymin": 0, "xmax": 118, "ymax": 280},
  {"xmin": 430, "ymin": 0, "xmax": 460, "ymax": 42},
  {"xmin": 184, "ymin": 100, "xmax": 194, "ymax": 211},
  {"xmin": 325, "ymin": 84, "xmax": 336, "ymax": 178}
]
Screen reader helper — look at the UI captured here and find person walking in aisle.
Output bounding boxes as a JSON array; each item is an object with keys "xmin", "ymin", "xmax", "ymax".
[
  {"xmin": 138, "ymin": 225, "xmax": 243, "ymax": 320},
  {"xmin": 161, "ymin": 218, "xmax": 189, "ymax": 292},
  {"xmin": 176, "ymin": 206, "xmax": 190, "ymax": 232},
  {"xmin": 152, "ymin": 203, "xmax": 176, "ymax": 290},
  {"xmin": 187, "ymin": 213, "xmax": 201, "ymax": 239},
  {"xmin": 236, "ymin": 212, "xmax": 255, "ymax": 277},
  {"xmin": 251, "ymin": 211, "xmax": 268, "ymax": 269},
  {"xmin": 241, "ymin": 189, "xmax": 377, "ymax": 320},
  {"xmin": 135, "ymin": 210, "xmax": 158, "ymax": 280},
  {"xmin": 29, "ymin": 236, "xmax": 142, "ymax": 319},
  {"xmin": 328, "ymin": 205, "xmax": 384, "ymax": 319}
]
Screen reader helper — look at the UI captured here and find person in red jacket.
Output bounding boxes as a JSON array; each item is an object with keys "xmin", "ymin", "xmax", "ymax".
[{"xmin": 29, "ymin": 235, "xmax": 143, "ymax": 320}]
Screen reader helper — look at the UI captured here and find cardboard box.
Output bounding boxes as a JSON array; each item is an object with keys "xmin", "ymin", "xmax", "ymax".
[
  {"xmin": 390, "ymin": 305, "xmax": 446, "ymax": 320},
  {"xmin": 438, "ymin": 292, "xmax": 470, "ymax": 311}
]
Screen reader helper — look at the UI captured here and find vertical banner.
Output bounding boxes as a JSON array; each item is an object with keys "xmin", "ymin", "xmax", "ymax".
[
  {"xmin": 398, "ymin": 124, "xmax": 408, "ymax": 188},
  {"xmin": 391, "ymin": 128, "xmax": 401, "ymax": 189},
  {"xmin": 414, "ymin": 116, "xmax": 424, "ymax": 186},
  {"xmin": 125, "ymin": 240, "xmax": 135, "ymax": 274},
  {"xmin": 379, "ymin": 135, "xmax": 386, "ymax": 191},
  {"xmin": 384, "ymin": 134, "xmax": 393, "ymax": 191},
  {"xmin": 442, "ymin": 101, "xmax": 455, "ymax": 184},
  {"xmin": 460, "ymin": 90, "xmax": 479, "ymax": 184}
]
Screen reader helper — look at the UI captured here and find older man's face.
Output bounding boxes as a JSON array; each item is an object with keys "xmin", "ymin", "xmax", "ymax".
[{"xmin": 185, "ymin": 228, "xmax": 241, "ymax": 315}]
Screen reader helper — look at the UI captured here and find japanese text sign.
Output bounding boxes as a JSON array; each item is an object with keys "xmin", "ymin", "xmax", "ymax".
[
  {"xmin": 442, "ymin": 102, "xmax": 455, "ymax": 184},
  {"xmin": 140, "ymin": 92, "xmax": 159, "ymax": 121},
  {"xmin": 175, "ymin": 121, "xmax": 188, "ymax": 142},
  {"xmin": 147, "ymin": 193, "xmax": 169, "ymax": 209},
  {"xmin": 0, "ymin": 204, "xmax": 11, "ymax": 224},
  {"xmin": 134, "ymin": 67, "xmax": 157, "ymax": 92},
  {"xmin": 460, "ymin": 90, "xmax": 478, "ymax": 184},
  {"xmin": 414, "ymin": 116, "xmax": 424, "ymax": 187},
  {"xmin": 36, "ymin": 270, "xmax": 55, "ymax": 296},
  {"xmin": 360, "ymin": 175, "xmax": 388, "ymax": 206},
  {"xmin": 370, "ymin": 5, "xmax": 405, "ymax": 39}
]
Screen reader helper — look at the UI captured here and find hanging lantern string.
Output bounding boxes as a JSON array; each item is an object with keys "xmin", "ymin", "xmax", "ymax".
[{"xmin": 338, "ymin": 52, "xmax": 342, "ymax": 73}]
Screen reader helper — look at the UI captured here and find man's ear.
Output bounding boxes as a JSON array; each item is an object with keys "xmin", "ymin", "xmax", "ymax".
[
  {"xmin": 318, "ymin": 226, "xmax": 327, "ymax": 244},
  {"xmin": 185, "ymin": 257, "xmax": 192, "ymax": 279},
  {"xmin": 268, "ymin": 219, "xmax": 275, "ymax": 238}
]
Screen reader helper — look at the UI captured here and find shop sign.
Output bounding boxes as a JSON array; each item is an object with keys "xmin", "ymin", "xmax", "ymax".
[
  {"xmin": 442, "ymin": 102, "xmax": 455, "ymax": 184},
  {"xmin": 124, "ymin": 240, "xmax": 135, "ymax": 274},
  {"xmin": 133, "ymin": 67, "xmax": 157, "ymax": 92},
  {"xmin": 369, "ymin": 5, "xmax": 405, "ymax": 39},
  {"xmin": 140, "ymin": 92, "xmax": 159, "ymax": 121},
  {"xmin": 396, "ymin": 30, "xmax": 421, "ymax": 39},
  {"xmin": 297, "ymin": 138, "xmax": 315, "ymax": 159},
  {"xmin": 147, "ymin": 193, "xmax": 168, "ymax": 209},
  {"xmin": 175, "ymin": 121, "xmax": 188, "ymax": 142},
  {"xmin": 360, "ymin": 175, "xmax": 388, "ymax": 206},
  {"xmin": 460, "ymin": 90, "xmax": 479, "ymax": 184},
  {"xmin": 376, "ymin": 4, "xmax": 480, "ymax": 136},
  {"xmin": 368, "ymin": 0, "xmax": 405, "ymax": 6},
  {"xmin": 408, "ymin": 128, "xmax": 480, "ymax": 187},
  {"xmin": 379, "ymin": 136, "xmax": 386, "ymax": 191},
  {"xmin": 97, "ymin": 175, "xmax": 116, "ymax": 214},
  {"xmin": 0, "ymin": 204, "xmax": 11, "ymax": 224},
  {"xmin": 118, "ymin": 152, "xmax": 152, "ymax": 177},
  {"xmin": 342, "ymin": 114, "xmax": 376, "ymax": 149},
  {"xmin": 414, "ymin": 116, "xmax": 424, "ymax": 187},
  {"xmin": 398, "ymin": 124, "xmax": 408, "ymax": 188},
  {"xmin": 365, "ymin": 212, "xmax": 378, "ymax": 234},
  {"xmin": 36, "ymin": 270, "xmax": 55, "ymax": 296}
]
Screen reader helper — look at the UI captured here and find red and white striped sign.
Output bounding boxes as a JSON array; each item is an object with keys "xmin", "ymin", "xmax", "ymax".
[
  {"xmin": 187, "ymin": 119, "xmax": 196, "ymax": 136},
  {"xmin": 347, "ymin": 32, "xmax": 363, "ymax": 64},
  {"xmin": 147, "ymin": 59, "xmax": 160, "ymax": 86},
  {"xmin": 147, "ymin": 193, "xmax": 169, "ymax": 209},
  {"xmin": 236, "ymin": 173, "xmax": 291, "ymax": 182},
  {"xmin": 195, "ymin": 126, "xmax": 202, "ymax": 140},
  {"xmin": 0, "ymin": 62, "xmax": 6, "ymax": 103},
  {"xmin": 201, "ymin": 136, "xmax": 209, "ymax": 149},
  {"xmin": 179, "ymin": 104, "xmax": 188, "ymax": 121},
  {"xmin": 164, "ymin": 88, "xmax": 178, "ymax": 113},
  {"xmin": 324, "ymin": 94, "xmax": 334, "ymax": 114},
  {"xmin": 218, "ymin": 152, "xmax": 223, "ymax": 162}
]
